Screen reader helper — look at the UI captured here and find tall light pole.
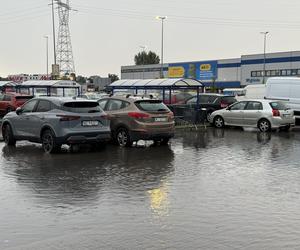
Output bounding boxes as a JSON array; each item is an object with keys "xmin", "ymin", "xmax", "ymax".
[
  {"xmin": 44, "ymin": 36, "xmax": 49, "ymax": 77},
  {"xmin": 140, "ymin": 45, "xmax": 147, "ymax": 79},
  {"xmin": 260, "ymin": 31, "xmax": 269, "ymax": 84},
  {"xmin": 156, "ymin": 16, "xmax": 167, "ymax": 78}
]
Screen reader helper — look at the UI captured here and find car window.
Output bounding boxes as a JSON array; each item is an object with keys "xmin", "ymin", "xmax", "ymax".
[
  {"xmin": 135, "ymin": 100, "xmax": 168, "ymax": 112},
  {"xmin": 63, "ymin": 101, "xmax": 101, "ymax": 113},
  {"xmin": 36, "ymin": 100, "xmax": 52, "ymax": 112},
  {"xmin": 0, "ymin": 94, "xmax": 4, "ymax": 101},
  {"xmin": 230, "ymin": 101, "xmax": 247, "ymax": 111},
  {"xmin": 245, "ymin": 101, "xmax": 263, "ymax": 110},
  {"xmin": 186, "ymin": 97, "xmax": 197, "ymax": 104},
  {"xmin": 220, "ymin": 96, "xmax": 237, "ymax": 104},
  {"xmin": 208, "ymin": 96, "xmax": 218, "ymax": 103},
  {"xmin": 98, "ymin": 99, "xmax": 108, "ymax": 110},
  {"xmin": 22, "ymin": 100, "xmax": 38, "ymax": 113},
  {"xmin": 3, "ymin": 95, "xmax": 12, "ymax": 101},
  {"xmin": 106, "ymin": 99, "xmax": 124, "ymax": 111},
  {"xmin": 270, "ymin": 101, "xmax": 288, "ymax": 110}
]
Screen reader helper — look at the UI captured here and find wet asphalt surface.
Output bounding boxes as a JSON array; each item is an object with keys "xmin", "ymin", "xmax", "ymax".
[{"xmin": 1, "ymin": 128, "xmax": 300, "ymax": 249}]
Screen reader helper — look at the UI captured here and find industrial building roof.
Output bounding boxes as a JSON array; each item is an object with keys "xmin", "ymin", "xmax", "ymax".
[{"xmin": 110, "ymin": 78, "xmax": 203, "ymax": 88}]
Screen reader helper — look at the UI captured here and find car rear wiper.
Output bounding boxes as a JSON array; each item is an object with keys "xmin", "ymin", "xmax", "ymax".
[{"xmin": 157, "ymin": 109, "xmax": 167, "ymax": 111}]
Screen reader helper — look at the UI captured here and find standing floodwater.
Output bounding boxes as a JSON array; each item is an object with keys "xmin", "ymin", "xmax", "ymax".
[{"xmin": 0, "ymin": 128, "xmax": 300, "ymax": 249}]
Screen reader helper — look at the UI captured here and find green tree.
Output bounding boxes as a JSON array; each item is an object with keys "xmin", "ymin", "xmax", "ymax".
[
  {"xmin": 108, "ymin": 73, "xmax": 119, "ymax": 83},
  {"xmin": 134, "ymin": 51, "xmax": 160, "ymax": 65}
]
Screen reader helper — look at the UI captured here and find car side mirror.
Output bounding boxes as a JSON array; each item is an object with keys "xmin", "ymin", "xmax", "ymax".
[
  {"xmin": 227, "ymin": 106, "xmax": 231, "ymax": 111},
  {"xmin": 16, "ymin": 107, "xmax": 22, "ymax": 115}
]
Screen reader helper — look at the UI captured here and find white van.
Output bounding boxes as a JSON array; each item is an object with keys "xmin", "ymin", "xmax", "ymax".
[
  {"xmin": 235, "ymin": 84, "xmax": 266, "ymax": 101},
  {"xmin": 265, "ymin": 77, "xmax": 300, "ymax": 119},
  {"xmin": 244, "ymin": 84, "xmax": 266, "ymax": 99}
]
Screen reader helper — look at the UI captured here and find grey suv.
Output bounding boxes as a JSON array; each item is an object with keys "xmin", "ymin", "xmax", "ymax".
[{"xmin": 2, "ymin": 97, "xmax": 111, "ymax": 153}]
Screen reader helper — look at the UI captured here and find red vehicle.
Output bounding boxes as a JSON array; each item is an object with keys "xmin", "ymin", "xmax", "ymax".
[{"xmin": 0, "ymin": 93, "xmax": 33, "ymax": 116}]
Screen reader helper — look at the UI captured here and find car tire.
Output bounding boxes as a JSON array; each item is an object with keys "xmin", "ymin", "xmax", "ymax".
[
  {"xmin": 116, "ymin": 128, "xmax": 132, "ymax": 147},
  {"xmin": 213, "ymin": 116, "xmax": 224, "ymax": 128},
  {"xmin": 2, "ymin": 124, "xmax": 16, "ymax": 146},
  {"xmin": 258, "ymin": 119, "xmax": 271, "ymax": 132},
  {"xmin": 206, "ymin": 111, "xmax": 213, "ymax": 122},
  {"xmin": 41, "ymin": 129, "xmax": 61, "ymax": 154}
]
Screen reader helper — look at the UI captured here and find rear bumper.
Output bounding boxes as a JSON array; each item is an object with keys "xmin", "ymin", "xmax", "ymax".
[
  {"xmin": 130, "ymin": 129, "xmax": 175, "ymax": 141},
  {"xmin": 56, "ymin": 131, "xmax": 111, "ymax": 145},
  {"xmin": 271, "ymin": 117, "xmax": 295, "ymax": 128}
]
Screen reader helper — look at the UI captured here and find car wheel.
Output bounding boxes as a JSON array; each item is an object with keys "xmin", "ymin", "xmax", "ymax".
[
  {"xmin": 41, "ymin": 129, "xmax": 61, "ymax": 153},
  {"xmin": 2, "ymin": 124, "xmax": 16, "ymax": 146},
  {"xmin": 213, "ymin": 116, "xmax": 224, "ymax": 128},
  {"xmin": 116, "ymin": 128, "xmax": 132, "ymax": 147},
  {"xmin": 258, "ymin": 119, "xmax": 271, "ymax": 132},
  {"xmin": 206, "ymin": 111, "xmax": 213, "ymax": 122}
]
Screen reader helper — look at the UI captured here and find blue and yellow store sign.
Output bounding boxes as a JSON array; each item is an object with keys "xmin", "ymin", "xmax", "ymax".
[{"xmin": 168, "ymin": 61, "xmax": 218, "ymax": 80}]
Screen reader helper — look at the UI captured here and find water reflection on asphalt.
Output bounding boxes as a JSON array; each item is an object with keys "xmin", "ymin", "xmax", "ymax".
[{"xmin": 1, "ymin": 128, "xmax": 300, "ymax": 249}]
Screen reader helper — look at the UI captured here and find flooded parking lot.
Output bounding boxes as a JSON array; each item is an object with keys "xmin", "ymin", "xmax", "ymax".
[{"xmin": 1, "ymin": 128, "xmax": 300, "ymax": 249}]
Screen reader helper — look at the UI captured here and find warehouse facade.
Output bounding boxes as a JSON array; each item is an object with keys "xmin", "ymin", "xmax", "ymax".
[{"xmin": 121, "ymin": 51, "xmax": 300, "ymax": 88}]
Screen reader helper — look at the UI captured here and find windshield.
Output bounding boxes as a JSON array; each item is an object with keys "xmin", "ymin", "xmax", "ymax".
[
  {"xmin": 62, "ymin": 101, "xmax": 102, "ymax": 113},
  {"xmin": 269, "ymin": 101, "xmax": 288, "ymax": 110},
  {"xmin": 135, "ymin": 100, "xmax": 169, "ymax": 112}
]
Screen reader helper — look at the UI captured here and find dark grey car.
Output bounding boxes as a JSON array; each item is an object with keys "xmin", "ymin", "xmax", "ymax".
[{"xmin": 1, "ymin": 97, "xmax": 111, "ymax": 153}]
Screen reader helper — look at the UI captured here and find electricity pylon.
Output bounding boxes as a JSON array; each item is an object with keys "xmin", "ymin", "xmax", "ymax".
[{"xmin": 55, "ymin": 0, "xmax": 75, "ymax": 75}]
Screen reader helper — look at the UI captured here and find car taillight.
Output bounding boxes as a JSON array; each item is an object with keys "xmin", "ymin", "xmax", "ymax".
[
  {"xmin": 220, "ymin": 101, "xmax": 228, "ymax": 108},
  {"xmin": 272, "ymin": 109, "xmax": 280, "ymax": 117},
  {"xmin": 56, "ymin": 114, "xmax": 80, "ymax": 121},
  {"xmin": 128, "ymin": 112, "xmax": 150, "ymax": 119},
  {"xmin": 168, "ymin": 112, "xmax": 174, "ymax": 121}
]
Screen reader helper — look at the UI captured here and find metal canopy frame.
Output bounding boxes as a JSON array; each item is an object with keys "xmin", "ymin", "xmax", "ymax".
[
  {"xmin": 15, "ymin": 80, "xmax": 81, "ymax": 97},
  {"xmin": 110, "ymin": 78, "xmax": 204, "ymax": 110}
]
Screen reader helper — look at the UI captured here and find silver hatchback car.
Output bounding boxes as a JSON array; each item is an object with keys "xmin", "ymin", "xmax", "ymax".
[
  {"xmin": 1, "ymin": 97, "xmax": 111, "ymax": 153},
  {"xmin": 210, "ymin": 99, "xmax": 295, "ymax": 132}
]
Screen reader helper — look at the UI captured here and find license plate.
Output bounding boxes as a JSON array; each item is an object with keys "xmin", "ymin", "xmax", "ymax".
[
  {"xmin": 154, "ymin": 117, "xmax": 167, "ymax": 122},
  {"xmin": 82, "ymin": 120, "xmax": 99, "ymax": 126}
]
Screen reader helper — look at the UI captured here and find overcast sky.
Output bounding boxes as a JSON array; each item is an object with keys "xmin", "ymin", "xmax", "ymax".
[{"xmin": 1, "ymin": 0, "xmax": 300, "ymax": 77}]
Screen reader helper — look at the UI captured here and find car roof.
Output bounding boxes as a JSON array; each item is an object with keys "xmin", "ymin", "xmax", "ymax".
[
  {"xmin": 100, "ymin": 95, "xmax": 154, "ymax": 103},
  {"xmin": 32, "ymin": 96, "xmax": 98, "ymax": 105}
]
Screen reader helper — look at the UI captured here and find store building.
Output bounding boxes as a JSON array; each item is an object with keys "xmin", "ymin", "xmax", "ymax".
[{"xmin": 121, "ymin": 51, "xmax": 300, "ymax": 89}]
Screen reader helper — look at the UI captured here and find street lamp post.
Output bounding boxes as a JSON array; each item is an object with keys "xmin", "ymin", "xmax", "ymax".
[
  {"xmin": 44, "ymin": 36, "xmax": 49, "ymax": 77},
  {"xmin": 139, "ymin": 45, "xmax": 147, "ymax": 79},
  {"xmin": 156, "ymin": 16, "xmax": 167, "ymax": 78},
  {"xmin": 260, "ymin": 31, "xmax": 269, "ymax": 84}
]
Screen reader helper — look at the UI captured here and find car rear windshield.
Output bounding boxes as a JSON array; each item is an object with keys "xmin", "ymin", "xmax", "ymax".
[
  {"xmin": 221, "ymin": 96, "xmax": 236, "ymax": 103},
  {"xmin": 63, "ymin": 101, "xmax": 102, "ymax": 113},
  {"xmin": 135, "ymin": 100, "xmax": 169, "ymax": 112},
  {"xmin": 270, "ymin": 101, "xmax": 288, "ymax": 110}
]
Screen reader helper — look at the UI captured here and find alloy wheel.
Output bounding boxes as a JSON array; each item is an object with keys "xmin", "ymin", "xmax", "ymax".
[
  {"xmin": 42, "ymin": 133, "xmax": 54, "ymax": 153},
  {"xmin": 259, "ymin": 120, "xmax": 270, "ymax": 132},
  {"xmin": 214, "ymin": 117, "xmax": 224, "ymax": 128},
  {"xmin": 117, "ymin": 130, "xmax": 128, "ymax": 147}
]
